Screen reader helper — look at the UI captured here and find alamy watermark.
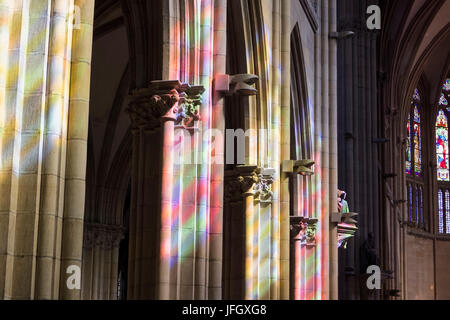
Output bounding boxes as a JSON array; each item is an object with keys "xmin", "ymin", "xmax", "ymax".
[
  {"xmin": 66, "ymin": 265, "xmax": 81, "ymax": 290},
  {"xmin": 367, "ymin": 5, "xmax": 381, "ymax": 30},
  {"xmin": 172, "ymin": 124, "xmax": 267, "ymax": 166},
  {"xmin": 366, "ymin": 265, "xmax": 382, "ymax": 290}
]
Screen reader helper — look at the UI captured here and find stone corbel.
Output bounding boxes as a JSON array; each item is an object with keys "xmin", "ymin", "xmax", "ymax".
[
  {"xmin": 290, "ymin": 216, "xmax": 318, "ymax": 247},
  {"xmin": 215, "ymin": 74, "xmax": 259, "ymax": 97},
  {"xmin": 282, "ymin": 159, "xmax": 315, "ymax": 176}
]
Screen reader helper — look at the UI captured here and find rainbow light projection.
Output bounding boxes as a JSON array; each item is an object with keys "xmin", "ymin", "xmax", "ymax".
[
  {"xmin": 0, "ymin": 0, "xmax": 93, "ymax": 299},
  {"xmin": 0, "ymin": 0, "xmax": 334, "ymax": 300},
  {"xmin": 155, "ymin": 0, "xmax": 218, "ymax": 298},
  {"xmin": 157, "ymin": 0, "xmax": 289, "ymax": 300}
]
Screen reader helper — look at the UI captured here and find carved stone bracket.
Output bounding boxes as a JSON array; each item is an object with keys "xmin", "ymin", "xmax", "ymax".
[
  {"xmin": 83, "ymin": 223, "xmax": 125, "ymax": 250},
  {"xmin": 337, "ymin": 222, "xmax": 358, "ymax": 249},
  {"xmin": 290, "ymin": 216, "xmax": 318, "ymax": 247},
  {"xmin": 127, "ymin": 80, "xmax": 205, "ymax": 130}
]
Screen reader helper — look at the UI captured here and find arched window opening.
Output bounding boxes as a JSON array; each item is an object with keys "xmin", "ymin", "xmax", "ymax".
[
  {"xmin": 406, "ymin": 89, "xmax": 425, "ymax": 229},
  {"xmin": 406, "ymin": 89, "xmax": 422, "ymax": 177},
  {"xmin": 437, "ymin": 78, "xmax": 450, "ymax": 234},
  {"xmin": 413, "ymin": 106, "xmax": 422, "ymax": 176},
  {"xmin": 436, "ymin": 110, "xmax": 449, "ymax": 181}
]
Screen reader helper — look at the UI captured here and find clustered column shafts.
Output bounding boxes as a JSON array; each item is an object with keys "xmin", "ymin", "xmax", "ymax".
[
  {"xmin": 313, "ymin": 0, "xmax": 324, "ymax": 300},
  {"xmin": 223, "ymin": 166, "xmax": 275, "ymax": 300},
  {"xmin": 0, "ymin": 0, "xmax": 345, "ymax": 301},
  {"xmin": 280, "ymin": 0, "xmax": 291, "ymax": 301},
  {"xmin": 337, "ymin": 0, "xmax": 380, "ymax": 300},
  {"xmin": 59, "ymin": 0, "xmax": 95, "ymax": 300},
  {"xmin": 81, "ymin": 223, "xmax": 124, "ymax": 299},
  {"xmin": 0, "ymin": 0, "xmax": 94, "ymax": 300},
  {"xmin": 320, "ymin": 0, "xmax": 331, "ymax": 300},
  {"xmin": 127, "ymin": 81, "xmax": 206, "ymax": 299},
  {"xmin": 328, "ymin": 0, "xmax": 339, "ymax": 300},
  {"xmin": 209, "ymin": 0, "xmax": 227, "ymax": 300}
]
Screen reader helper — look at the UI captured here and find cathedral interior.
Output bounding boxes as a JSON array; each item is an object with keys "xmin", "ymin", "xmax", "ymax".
[{"xmin": 0, "ymin": 0, "xmax": 449, "ymax": 300}]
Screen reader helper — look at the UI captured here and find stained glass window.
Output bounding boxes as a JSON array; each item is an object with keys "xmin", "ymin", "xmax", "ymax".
[
  {"xmin": 439, "ymin": 189, "xmax": 444, "ymax": 233},
  {"xmin": 446, "ymin": 190, "xmax": 450, "ymax": 234},
  {"xmin": 436, "ymin": 110, "xmax": 449, "ymax": 182},
  {"xmin": 440, "ymin": 93, "xmax": 448, "ymax": 107},
  {"xmin": 413, "ymin": 106, "xmax": 422, "ymax": 176},
  {"xmin": 441, "ymin": 78, "xmax": 450, "ymax": 112},
  {"xmin": 438, "ymin": 188, "xmax": 450, "ymax": 234},
  {"xmin": 408, "ymin": 184, "xmax": 413, "ymax": 222},
  {"xmin": 419, "ymin": 186, "xmax": 424, "ymax": 226},
  {"xmin": 444, "ymin": 79, "xmax": 450, "ymax": 92},
  {"xmin": 415, "ymin": 186, "xmax": 419, "ymax": 223},
  {"xmin": 406, "ymin": 90, "xmax": 422, "ymax": 176},
  {"xmin": 413, "ymin": 88, "xmax": 421, "ymax": 101},
  {"xmin": 406, "ymin": 114, "xmax": 412, "ymax": 175},
  {"xmin": 436, "ymin": 79, "xmax": 450, "ymax": 234}
]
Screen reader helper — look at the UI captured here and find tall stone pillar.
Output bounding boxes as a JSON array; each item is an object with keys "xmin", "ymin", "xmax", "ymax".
[
  {"xmin": 127, "ymin": 80, "xmax": 205, "ymax": 300},
  {"xmin": 0, "ymin": 0, "xmax": 94, "ymax": 299},
  {"xmin": 241, "ymin": 167, "xmax": 258, "ymax": 300},
  {"xmin": 223, "ymin": 166, "xmax": 275, "ymax": 300},
  {"xmin": 328, "ymin": 0, "xmax": 339, "ymax": 301},
  {"xmin": 59, "ymin": 0, "xmax": 95, "ymax": 300},
  {"xmin": 337, "ymin": 0, "xmax": 380, "ymax": 300}
]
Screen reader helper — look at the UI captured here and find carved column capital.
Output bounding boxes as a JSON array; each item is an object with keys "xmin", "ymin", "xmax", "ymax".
[
  {"xmin": 290, "ymin": 216, "xmax": 318, "ymax": 247},
  {"xmin": 254, "ymin": 168, "xmax": 275, "ymax": 203},
  {"xmin": 225, "ymin": 166, "xmax": 259, "ymax": 202},
  {"xmin": 180, "ymin": 86, "xmax": 205, "ymax": 127},
  {"xmin": 127, "ymin": 80, "xmax": 205, "ymax": 130},
  {"xmin": 224, "ymin": 167, "xmax": 277, "ymax": 203}
]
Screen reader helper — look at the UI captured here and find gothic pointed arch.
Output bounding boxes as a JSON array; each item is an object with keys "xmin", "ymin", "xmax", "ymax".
[
  {"xmin": 121, "ymin": 0, "xmax": 163, "ymax": 88},
  {"xmin": 405, "ymin": 87, "xmax": 426, "ymax": 229}
]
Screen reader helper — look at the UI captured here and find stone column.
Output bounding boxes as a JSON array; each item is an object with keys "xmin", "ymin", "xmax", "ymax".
[
  {"xmin": 319, "ymin": 0, "xmax": 331, "ymax": 300},
  {"xmin": 209, "ymin": 0, "xmax": 227, "ymax": 300},
  {"xmin": 328, "ymin": 0, "xmax": 339, "ymax": 300},
  {"xmin": 59, "ymin": 0, "xmax": 95, "ymax": 300},
  {"xmin": 127, "ymin": 81, "xmax": 180, "ymax": 299},
  {"xmin": 0, "ymin": 0, "xmax": 94, "ymax": 300},
  {"xmin": 236, "ymin": 166, "xmax": 259, "ymax": 300},
  {"xmin": 280, "ymin": 0, "xmax": 291, "ymax": 301},
  {"xmin": 223, "ymin": 166, "xmax": 275, "ymax": 300},
  {"xmin": 337, "ymin": 0, "xmax": 380, "ymax": 300},
  {"xmin": 81, "ymin": 223, "xmax": 123, "ymax": 300},
  {"xmin": 127, "ymin": 80, "xmax": 205, "ymax": 300},
  {"xmin": 254, "ymin": 168, "xmax": 275, "ymax": 299}
]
